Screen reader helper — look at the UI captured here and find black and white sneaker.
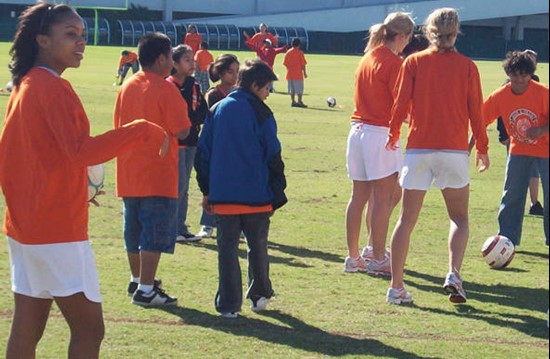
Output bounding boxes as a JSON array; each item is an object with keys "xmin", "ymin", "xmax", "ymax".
[
  {"xmin": 132, "ymin": 287, "xmax": 178, "ymax": 307},
  {"xmin": 176, "ymin": 231, "xmax": 201, "ymax": 243},
  {"xmin": 127, "ymin": 279, "xmax": 162, "ymax": 297}
]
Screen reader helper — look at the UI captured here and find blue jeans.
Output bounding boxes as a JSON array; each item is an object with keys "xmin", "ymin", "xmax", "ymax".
[
  {"xmin": 498, "ymin": 155, "xmax": 549, "ymax": 246},
  {"xmin": 200, "ymin": 209, "xmax": 216, "ymax": 228},
  {"xmin": 215, "ymin": 212, "xmax": 274, "ymax": 313},
  {"xmin": 177, "ymin": 147, "xmax": 197, "ymax": 235}
]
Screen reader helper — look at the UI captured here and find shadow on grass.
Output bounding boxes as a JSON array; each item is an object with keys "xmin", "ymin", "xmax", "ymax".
[
  {"xmin": 516, "ymin": 250, "xmax": 549, "ymax": 260},
  {"xmin": 268, "ymin": 241, "xmax": 343, "ymax": 264},
  {"xmin": 404, "ymin": 269, "xmax": 548, "ymax": 339},
  {"xmin": 159, "ymin": 307, "xmax": 437, "ymax": 358}
]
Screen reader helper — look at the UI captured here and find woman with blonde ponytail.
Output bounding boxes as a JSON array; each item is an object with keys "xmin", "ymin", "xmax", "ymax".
[
  {"xmin": 344, "ymin": 12, "xmax": 414, "ymax": 275},
  {"xmin": 385, "ymin": 8, "xmax": 490, "ymax": 305}
]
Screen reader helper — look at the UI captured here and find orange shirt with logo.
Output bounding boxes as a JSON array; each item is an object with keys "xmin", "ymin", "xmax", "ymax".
[
  {"xmin": 194, "ymin": 49, "xmax": 214, "ymax": 71},
  {"xmin": 0, "ymin": 68, "xmax": 166, "ymax": 245},
  {"xmin": 283, "ymin": 47, "xmax": 307, "ymax": 80},
  {"xmin": 484, "ymin": 81, "xmax": 549, "ymax": 158},
  {"xmin": 184, "ymin": 33, "xmax": 202, "ymax": 55},
  {"xmin": 118, "ymin": 51, "xmax": 138, "ymax": 69},
  {"xmin": 114, "ymin": 72, "xmax": 191, "ymax": 198},
  {"xmin": 352, "ymin": 46, "xmax": 403, "ymax": 127},
  {"xmin": 389, "ymin": 49, "xmax": 488, "ymax": 154}
]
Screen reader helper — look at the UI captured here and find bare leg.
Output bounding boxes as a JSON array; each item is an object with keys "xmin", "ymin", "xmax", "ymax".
[
  {"xmin": 140, "ymin": 250, "xmax": 161, "ymax": 286},
  {"xmin": 529, "ymin": 177, "xmax": 539, "ymax": 206},
  {"xmin": 367, "ymin": 181, "xmax": 401, "ymax": 247},
  {"xmin": 55, "ymin": 293, "xmax": 104, "ymax": 359},
  {"xmin": 441, "ymin": 186, "xmax": 470, "ymax": 275},
  {"xmin": 297, "ymin": 94, "xmax": 303, "ymax": 103},
  {"xmin": 370, "ymin": 173, "xmax": 399, "ymax": 260},
  {"xmin": 290, "ymin": 94, "xmax": 296, "ymax": 103},
  {"xmin": 390, "ymin": 189, "xmax": 426, "ymax": 289},
  {"xmin": 127, "ymin": 252, "xmax": 140, "ymax": 278},
  {"xmin": 6, "ymin": 294, "xmax": 52, "ymax": 359},
  {"xmin": 346, "ymin": 180, "xmax": 371, "ymax": 258}
]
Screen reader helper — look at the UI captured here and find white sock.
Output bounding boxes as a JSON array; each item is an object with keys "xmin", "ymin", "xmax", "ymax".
[
  {"xmin": 138, "ymin": 284, "xmax": 154, "ymax": 294},
  {"xmin": 131, "ymin": 276, "xmax": 140, "ymax": 283}
]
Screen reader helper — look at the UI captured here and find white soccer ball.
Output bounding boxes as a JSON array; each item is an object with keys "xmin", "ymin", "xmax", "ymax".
[
  {"xmin": 88, "ymin": 164, "xmax": 105, "ymax": 201},
  {"xmin": 481, "ymin": 235, "xmax": 515, "ymax": 269},
  {"xmin": 327, "ymin": 96, "xmax": 337, "ymax": 108},
  {"xmin": 5, "ymin": 81, "xmax": 13, "ymax": 92}
]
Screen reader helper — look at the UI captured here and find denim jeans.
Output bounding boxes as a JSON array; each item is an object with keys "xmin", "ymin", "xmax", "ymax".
[
  {"xmin": 177, "ymin": 147, "xmax": 197, "ymax": 235},
  {"xmin": 215, "ymin": 212, "xmax": 274, "ymax": 313},
  {"xmin": 498, "ymin": 155, "xmax": 549, "ymax": 246},
  {"xmin": 200, "ymin": 209, "xmax": 216, "ymax": 228}
]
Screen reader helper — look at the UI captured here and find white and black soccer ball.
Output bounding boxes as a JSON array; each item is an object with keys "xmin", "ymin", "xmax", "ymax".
[
  {"xmin": 88, "ymin": 164, "xmax": 105, "ymax": 202},
  {"xmin": 327, "ymin": 96, "xmax": 337, "ymax": 108},
  {"xmin": 5, "ymin": 81, "xmax": 13, "ymax": 92},
  {"xmin": 481, "ymin": 235, "xmax": 515, "ymax": 269}
]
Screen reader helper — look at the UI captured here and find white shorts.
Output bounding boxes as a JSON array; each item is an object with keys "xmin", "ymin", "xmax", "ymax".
[
  {"xmin": 7, "ymin": 237, "xmax": 102, "ymax": 303},
  {"xmin": 346, "ymin": 122, "xmax": 403, "ymax": 181},
  {"xmin": 400, "ymin": 150, "xmax": 470, "ymax": 190}
]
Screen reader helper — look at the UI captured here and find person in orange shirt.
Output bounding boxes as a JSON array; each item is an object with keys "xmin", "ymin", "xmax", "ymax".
[
  {"xmin": 343, "ymin": 12, "xmax": 414, "ymax": 277},
  {"xmin": 483, "ymin": 50, "xmax": 549, "ymax": 247},
  {"xmin": 0, "ymin": 4, "xmax": 168, "ymax": 358},
  {"xmin": 283, "ymin": 37, "xmax": 308, "ymax": 108},
  {"xmin": 116, "ymin": 49, "xmax": 139, "ymax": 86},
  {"xmin": 243, "ymin": 23, "xmax": 279, "ymax": 48},
  {"xmin": 194, "ymin": 41, "xmax": 214, "ymax": 94},
  {"xmin": 183, "ymin": 24, "xmax": 202, "ymax": 55},
  {"xmin": 115, "ymin": 33, "xmax": 191, "ymax": 307},
  {"xmin": 385, "ymin": 8, "xmax": 490, "ymax": 305}
]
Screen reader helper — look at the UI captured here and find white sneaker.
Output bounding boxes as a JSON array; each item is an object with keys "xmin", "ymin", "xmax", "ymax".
[
  {"xmin": 443, "ymin": 272, "xmax": 467, "ymax": 303},
  {"xmin": 220, "ymin": 312, "xmax": 238, "ymax": 319},
  {"xmin": 197, "ymin": 226, "xmax": 214, "ymax": 239},
  {"xmin": 386, "ymin": 287, "xmax": 413, "ymax": 305},
  {"xmin": 366, "ymin": 255, "xmax": 391, "ymax": 277},
  {"xmin": 361, "ymin": 246, "xmax": 391, "ymax": 262},
  {"xmin": 250, "ymin": 297, "xmax": 271, "ymax": 312},
  {"xmin": 344, "ymin": 256, "xmax": 367, "ymax": 273}
]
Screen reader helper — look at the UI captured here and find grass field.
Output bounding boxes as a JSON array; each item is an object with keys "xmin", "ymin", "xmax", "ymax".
[{"xmin": 0, "ymin": 42, "xmax": 548, "ymax": 358}]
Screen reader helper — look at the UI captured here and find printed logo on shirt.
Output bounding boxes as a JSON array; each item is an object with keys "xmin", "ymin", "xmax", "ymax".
[{"xmin": 509, "ymin": 108, "xmax": 538, "ymax": 144}]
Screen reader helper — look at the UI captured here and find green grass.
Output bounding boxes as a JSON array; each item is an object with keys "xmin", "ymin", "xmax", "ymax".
[{"xmin": 0, "ymin": 43, "xmax": 548, "ymax": 358}]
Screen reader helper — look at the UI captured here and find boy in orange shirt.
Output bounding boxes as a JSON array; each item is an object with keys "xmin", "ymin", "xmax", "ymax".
[
  {"xmin": 194, "ymin": 41, "xmax": 214, "ymax": 94},
  {"xmin": 283, "ymin": 37, "xmax": 308, "ymax": 108},
  {"xmin": 184, "ymin": 24, "xmax": 202, "ymax": 55},
  {"xmin": 483, "ymin": 50, "xmax": 549, "ymax": 246},
  {"xmin": 116, "ymin": 49, "xmax": 139, "ymax": 86},
  {"xmin": 115, "ymin": 33, "xmax": 191, "ymax": 307}
]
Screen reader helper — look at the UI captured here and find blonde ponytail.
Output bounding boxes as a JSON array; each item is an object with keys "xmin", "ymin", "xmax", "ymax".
[
  {"xmin": 424, "ymin": 8, "xmax": 460, "ymax": 52},
  {"xmin": 365, "ymin": 12, "xmax": 415, "ymax": 53}
]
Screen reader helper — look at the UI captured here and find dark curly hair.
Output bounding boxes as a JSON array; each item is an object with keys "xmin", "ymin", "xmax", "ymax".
[
  {"xmin": 503, "ymin": 50, "xmax": 537, "ymax": 76},
  {"xmin": 208, "ymin": 54, "xmax": 240, "ymax": 82}
]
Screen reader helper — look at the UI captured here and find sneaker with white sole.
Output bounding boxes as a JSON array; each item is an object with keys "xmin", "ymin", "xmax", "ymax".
[
  {"xmin": 361, "ymin": 246, "xmax": 391, "ymax": 262},
  {"xmin": 132, "ymin": 287, "xmax": 178, "ymax": 307},
  {"xmin": 366, "ymin": 256, "xmax": 391, "ymax": 277},
  {"xmin": 386, "ymin": 287, "xmax": 413, "ymax": 305},
  {"xmin": 127, "ymin": 279, "xmax": 162, "ymax": 297},
  {"xmin": 344, "ymin": 256, "xmax": 367, "ymax": 273},
  {"xmin": 250, "ymin": 297, "xmax": 271, "ymax": 312},
  {"xmin": 443, "ymin": 272, "xmax": 467, "ymax": 303},
  {"xmin": 176, "ymin": 231, "xmax": 201, "ymax": 243},
  {"xmin": 197, "ymin": 226, "xmax": 214, "ymax": 239},
  {"xmin": 220, "ymin": 312, "xmax": 238, "ymax": 319}
]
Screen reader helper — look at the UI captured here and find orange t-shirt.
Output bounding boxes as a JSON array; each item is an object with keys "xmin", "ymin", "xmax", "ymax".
[
  {"xmin": 484, "ymin": 81, "xmax": 549, "ymax": 158},
  {"xmin": 389, "ymin": 49, "xmax": 488, "ymax": 154},
  {"xmin": 0, "ymin": 68, "xmax": 166, "ymax": 245},
  {"xmin": 184, "ymin": 33, "xmax": 202, "ymax": 55},
  {"xmin": 250, "ymin": 32, "xmax": 278, "ymax": 47},
  {"xmin": 212, "ymin": 204, "xmax": 273, "ymax": 215},
  {"xmin": 351, "ymin": 46, "xmax": 403, "ymax": 127},
  {"xmin": 283, "ymin": 47, "xmax": 307, "ymax": 80},
  {"xmin": 118, "ymin": 51, "xmax": 138, "ymax": 69},
  {"xmin": 114, "ymin": 71, "xmax": 191, "ymax": 198},
  {"xmin": 194, "ymin": 49, "xmax": 214, "ymax": 71}
]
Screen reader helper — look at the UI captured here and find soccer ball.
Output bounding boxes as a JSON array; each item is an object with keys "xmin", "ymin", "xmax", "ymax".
[
  {"xmin": 5, "ymin": 81, "xmax": 13, "ymax": 92},
  {"xmin": 481, "ymin": 235, "xmax": 515, "ymax": 269},
  {"xmin": 88, "ymin": 164, "xmax": 105, "ymax": 201},
  {"xmin": 327, "ymin": 96, "xmax": 337, "ymax": 108}
]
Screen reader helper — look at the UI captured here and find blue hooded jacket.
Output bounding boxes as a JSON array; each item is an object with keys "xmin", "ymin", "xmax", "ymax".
[{"xmin": 195, "ymin": 88, "xmax": 287, "ymax": 209}]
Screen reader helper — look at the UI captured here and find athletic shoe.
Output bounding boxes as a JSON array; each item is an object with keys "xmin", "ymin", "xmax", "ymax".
[
  {"xmin": 197, "ymin": 226, "xmax": 214, "ymax": 239},
  {"xmin": 443, "ymin": 272, "xmax": 467, "ymax": 303},
  {"xmin": 295, "ymin": 102, "xmax": 308, "ymax": 108},
  {"xmin": 291, "ymin": 102, "xmax": 298, "ymax": 107},
  {"xmin": 250, "ymin": 297, "xmax": 271, "ymax": 312},
  {"xmin": 344, "ymin": 256, "xmax": 367, "ymax": 273},
  {"xmin": 529, "ymin": 201, "xmax": 544, "ymax": 216},
  {"xmin": 132, "ymin": 287, "xmax": 178, "ymax": 307},
  {"xmin": 220, "ymin": 312, "xmax": 238, "ymax": 319},
  {"xmin": 386, "ymin": 287, "xmax": 413, "ymax": 305},
  {"xmin": 127, "ymin": 278, "xmax": 162, "ymax": 297},
  {"xmin": 366, "ymin": 256, "xmax": 391, "ymax": 277},
  {"xmin": 176, "ymin": 231, "xmax": 201, "ymax": 243},
  {"xmin": 361, "ymin": 246, "xmax": 391, "ymax": 262}
]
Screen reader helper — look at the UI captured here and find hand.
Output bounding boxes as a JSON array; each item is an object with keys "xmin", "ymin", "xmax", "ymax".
[
  {"xmin": 385, "ymin": 137, "xmax": 399, "ymax": 151},
  {"xmin": 243, "ymin": 31, "xmax": 250, "ymax": 39},
  {"xmin": 476, "ymin": 153, "xmax": 490, "ymax": 173},
  {"xmin": 202, "ymin": 196, "xmax": 213, "ymax": 214},
  {"xmin": 89, "ymin": 190, "xmax": 105, "ymax": 207},
  {"xmin": 159, "ymin": 133, "xmax": 169, "ymax": 158},
  {"xmin": 304, "ymin": 73, "xmax": 308, "ymax": 79},
  {"xmin": 499, "ymin": 139, "xmax": 510, "ymax": 146},
  {"xmin": 526, "ymin": 125, "xmax": 548, "ymax": 141}
]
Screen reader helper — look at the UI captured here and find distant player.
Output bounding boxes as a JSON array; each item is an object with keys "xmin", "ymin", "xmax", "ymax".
[
  {"xmin": 344, "ymin": 12, "xmax": 415, "ymax": 276},
  {"xmin": 283, "ymin": 37, "xmax": 308, "ymax": 108},
  {"xmin": 116, "ymin": 49, "xmax": 139, "ymax": 86},
  {"xmin": 386, "ymin": 8, "xmax": 490, "ymax": 305},
  {"xmin": 245, "ymin": 37, "xmax": 288, "ymax": 92},
  {"xmin": 194, "ymin": 41, "xmax": 214, "ymax": 94},
  {"xmin": 0, "ymin": 3, "xmax": 167, "ymax": 357},
  {"xmin": 483, "ymin": 50, "xmax": 548, "ymax": 247},
  {"xmin": 243, "ymin": 23, "xmax": 279, "ymax": 47},
  {"xmin": 183, "ymin": 24, "xmax": 202, "ymax": 55}
]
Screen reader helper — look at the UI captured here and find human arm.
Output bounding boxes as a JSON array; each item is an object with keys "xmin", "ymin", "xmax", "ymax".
[
  {"xmin": 526, "ymin": 123, "xmax": 549, "ymax": 140},
  {"xmin": 263, "ymin": 116, "xmax": 287, "ymax": 210},
  {"xmin": 387, "ymin": 60, "xmax": 414, "ymax": 150},
  {"xmin": 467, "ymin": 63, "xmax": 489, "ymax": 157},
  {"xmin": 195, "ymin": 114, "xmax": 214, "ymax": 196},
  {"xmin": 303, "ymin": 64, "xmax": 307, "ymax": 79}
]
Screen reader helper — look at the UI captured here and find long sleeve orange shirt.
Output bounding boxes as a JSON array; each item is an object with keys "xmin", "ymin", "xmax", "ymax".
[{"xmin": 389, "ymin": 49, "xmax": 488, "ymax": 154}]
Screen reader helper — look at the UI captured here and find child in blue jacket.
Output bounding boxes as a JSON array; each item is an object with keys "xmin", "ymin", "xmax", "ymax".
[{"xmin": 195, "ymin": 59, "xmax": 287, "ymax": 318}]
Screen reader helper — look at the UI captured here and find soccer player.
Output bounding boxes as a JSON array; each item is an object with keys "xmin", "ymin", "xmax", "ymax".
[
  {"xmin": 194, "ymin": 41, "xmax": 214, "ymax": 94},
  {"xmin": 116, "ymin": 49, "xmax": 139, "ymax": 86},
  {"xmin": 283, "ymin": 37, "xmax": 308, "ymax": 108},
  {"xmin": 183, "ymin": 24, "xmax": 202, "ymax": 55}
]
